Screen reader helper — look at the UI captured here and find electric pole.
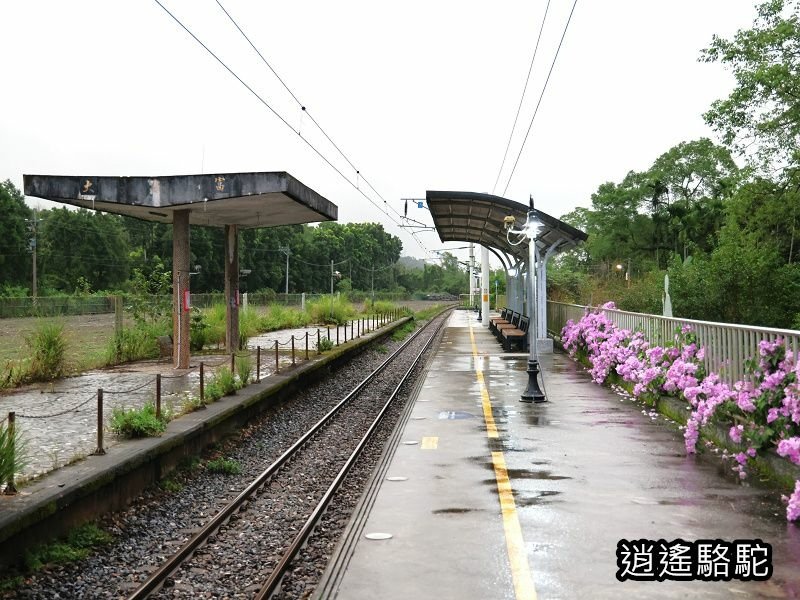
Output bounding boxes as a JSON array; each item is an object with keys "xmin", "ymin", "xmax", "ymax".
[
  {"xmin": 279, "ymin": 245, "xmax": 291, "ymax": 296},
  {"xmin": 27, "ymin": 210, "xmax": 38, "ymax": 303}
]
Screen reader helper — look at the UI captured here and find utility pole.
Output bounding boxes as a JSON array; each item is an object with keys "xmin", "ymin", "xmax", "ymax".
[
  {"xmin": 27, "ymin": 210, "xmax": 38, "ymax": 304},
  {"xmin": 279, "ymin": 245, "xmax": 291, "ymax": 296},
  {"xmin": 468, "ymin": 242, "xmax": 475, "ymax": 308}
]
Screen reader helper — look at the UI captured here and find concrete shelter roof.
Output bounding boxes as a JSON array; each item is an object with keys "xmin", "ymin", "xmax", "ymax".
[
  {"xmin": 23, "ymin": 171, "xmax": 337, "ymax": 228},
  {"xmin": 426, "ymin": 190, "xmax": 587, "ymax": 265}
]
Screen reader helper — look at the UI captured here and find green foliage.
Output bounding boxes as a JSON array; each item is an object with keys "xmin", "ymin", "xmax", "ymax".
[
  {"xmin": 414, "ymin": 305, "xmax": 445, "ymax": 321},
  {"xmin": 201, "ymin": 304, "xmax": 260, "ymax": 349},
  {"xmin": 701, "ymin": 0, "xmax": 800, "ymax": 169},
  {"xmin": 0, "ymin": 419, "xmax": 25, "ymax": 489},
  {"xmin": 205, "ymin": 366, "xmax": 239, "ymax": 403},
  {"xmin": 318, "ymin": 337, "xmax": 334, "ymax": 352},
  {"xmin": 375, "ymin": 344, "xmax": 388, "ymax": 354},
  {"xmin": 160, "ymin": 477, "xmax": 183, "ymax": 493},
  {"xmin": 190, "ymin": 307, "xmax": 208, "ymax": 351},
  {"xmin": 367, "ymin": 300, "xmax": 397, "ymax": 314},
  {"xmin": 260, "ymin": 304, "xmax": 312, "ymax": 331},
  {"xmin": 238, "ymin": 306, "xmax": 261, "ymax": 347},
  {"xmin": 126, "ymin": 259, "xmax": 171, "ymax": 326},
  {"xmin": 391, "ymin": 321, "xmax": 417, "ymax": 341},
  {"xmin": 308, "ymin": 295, "xmax": 356, "ymax": 325},
  {"xmin": 109, "ymin": 402, "xmax": 168, "ymax": 438},
  {"xmin": 235, "ymin": 353, "xmax": 252, "ymax": 386},
  {"xmin": 24, "ymin": 523, "xmax": 112, "ymax": 571},
  {"xmin": 106, "ymin": 322, "xmax": 166, "ymax": 364},
  {"xmin": 24, "ymin": 321, "xmax": 67, "ymax": 381},
  {"xmin": 206, "ymin": 457, "xmax": 242, "ymax": 475},
  {"xmin": 0, "ymin": 180, "xmax": 32, "ymax": 290}
]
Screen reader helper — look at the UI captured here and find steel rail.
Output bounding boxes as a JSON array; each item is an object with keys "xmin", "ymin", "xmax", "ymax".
[
  {"xmin": 126, "ymin": 313, "xmax": 445, "ymax": 600},
  {"xmin": 255, "ymin": 311, "xmax": 446, "ymax": 599}
]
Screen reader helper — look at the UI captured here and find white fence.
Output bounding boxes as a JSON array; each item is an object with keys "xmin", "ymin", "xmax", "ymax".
[{"xmin": 547, "ymin": 301, "xmax": 800, "ymax": 385}]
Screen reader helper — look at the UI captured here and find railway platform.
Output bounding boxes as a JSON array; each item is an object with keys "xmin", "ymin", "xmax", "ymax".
[{"xmin": 315, "ymin": 309, "xmax": 800, "ymax": 600}]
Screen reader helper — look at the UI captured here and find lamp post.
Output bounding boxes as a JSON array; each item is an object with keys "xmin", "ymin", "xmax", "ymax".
[{"xmin": 506, "ymin": 199, "xmax": 546, "ymax": 403}]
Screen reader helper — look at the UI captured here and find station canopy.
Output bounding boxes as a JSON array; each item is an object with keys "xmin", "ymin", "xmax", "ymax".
[
  {"xmin": 23, "ymin": 171, "xmax": 337, "ymax": 227},
  {"xmin": 426, "ymin": 190, "xmax": 586, "ymax": 267}
]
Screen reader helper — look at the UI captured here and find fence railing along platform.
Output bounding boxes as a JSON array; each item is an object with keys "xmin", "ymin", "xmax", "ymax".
[{"xmin": 547, "ymin": 301, "xmax": 800, "ymax": 386}]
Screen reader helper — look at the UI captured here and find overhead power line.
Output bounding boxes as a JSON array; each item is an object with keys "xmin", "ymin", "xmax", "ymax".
[
  {"xmin": 501, "ymin": 0, "xmax": 579, "ymax": 197},
  {"xmin": 152, "ymin": 0, "xmax": 407, "ymax": 234},
  {"xmin": 491, "ymin": 0, "xmax": 552, "ymax": 196}
]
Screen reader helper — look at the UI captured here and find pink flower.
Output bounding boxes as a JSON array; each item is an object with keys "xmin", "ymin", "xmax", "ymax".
[
  {"xmin": 734, "ymin": 452, "xmax": 748, "ymax": 465},
  {"xmin": 777, "ymin": 438, "xmax": 800, "ymax": 465},
  {"xmin": 784, "ymin": 480, "xmax": 800, "ymax": 522},
  {"xmin": 729, "ymin": 425, "xmax": 743, "ymax": 444}
]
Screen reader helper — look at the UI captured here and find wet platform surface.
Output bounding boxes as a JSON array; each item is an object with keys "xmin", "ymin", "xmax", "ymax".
[{"xmin": 320, "ymin": 310, "xmax": 800, "ymax": 600}]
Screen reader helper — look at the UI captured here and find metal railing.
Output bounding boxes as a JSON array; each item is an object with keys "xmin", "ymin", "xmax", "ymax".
[{"xmin": 547, "ymin": 301, "xmax": 800, "ymax": 385}]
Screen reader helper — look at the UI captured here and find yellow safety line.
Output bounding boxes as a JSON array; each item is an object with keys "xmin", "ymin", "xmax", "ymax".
[
  {"xmin": 469, "ymin": 326, "xmax": 498, "ymax": 439},
  {"xmin": 469, "ymin": 319, "xmax": 537, "ymax": 600}
]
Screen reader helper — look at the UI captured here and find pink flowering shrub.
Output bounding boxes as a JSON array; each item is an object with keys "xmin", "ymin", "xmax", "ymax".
[{"xmin": 561, "ymin": 308, "xmax": 800, "ymax": 522}]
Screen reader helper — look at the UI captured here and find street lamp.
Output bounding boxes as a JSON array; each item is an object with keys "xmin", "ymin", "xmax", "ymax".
[{"xmin": 505, "ymin": 199, "xmax": 546, "ymax": 403}]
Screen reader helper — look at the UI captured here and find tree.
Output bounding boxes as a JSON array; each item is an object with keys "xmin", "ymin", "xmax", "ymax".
[
  {"xmin": 0, "ymin": 180, "xmax": 32, "ymax": 292},
  {"xmin": 701, "ymin": 0, "xmax": 800, "ymax": 170}
]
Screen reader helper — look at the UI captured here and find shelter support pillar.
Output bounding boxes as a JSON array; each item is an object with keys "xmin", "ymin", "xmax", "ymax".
[
  {"xmin": 481, "ymin": 245, "xmax": 490, "ymax": 326},
  {"xmin": 172, "ymin": 210, "xmax": 191, "ymax": 369},
  {"xmin": 535, "ymin": 240, "xmax": 563, "ymax": 354},
  {"xmin": 225, "ymin": 225, "xmax": 240, "ymax": 352}
]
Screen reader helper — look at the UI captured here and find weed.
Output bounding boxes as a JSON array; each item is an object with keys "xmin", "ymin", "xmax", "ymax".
[
  {"xmin": 109, "ymin": 402, "xmax": 168, "ymax": 438},
  {"xmin": 368, "ymin": 300, "xmax": 397, "ymax": 315},
  {"xmin": 160, "ymin": 478, "xmax": 183, "ymax": 493},
  {"xmin": 308, "ymin": 296, "xmax": 357, "ymax": 325},
  {"xmin": 375, "ymin": 344, "xmax": 388, "ymax": 354},
  {"xmin": 106, "ymin": 322, "xmax": 166, "ymax": 364},
  {"xmin": 0, "ymin": 419, "xmax": 25, "ymax": 491},
  {"xmin": 414, "ymin": 304, "xmax": 447, "ymax": 321},
  {"xmin": 24, "ymin": 523, "xmax": 112, "ymax": 571},
  {"xmin": 206, "ymin": 457, "xmax": 242, "ymax": 475},
  {"xmin": 260, "ymin": 304, "xmax": 312, "ymax": 331},
  {"xmin": 391, "ymin": 321, "xmax": 417, "ymax": 341},
  {"xmin": 0, "ymin": 576, "xmax": 23, "ymax": 592},
  {"xmin": 235, "ymin": 353, "xmax": 253, "ymax": 386},
  {"xmin": 26, "ymin": 321, "xmax": 67, "ymax": 381},
  {"xmin": 318, "ymin": 337, "xmax": 334, "ymax": 352},
  {"xmin": 181, "ymin": 392, "xmax": 206, "ymax": 413}
]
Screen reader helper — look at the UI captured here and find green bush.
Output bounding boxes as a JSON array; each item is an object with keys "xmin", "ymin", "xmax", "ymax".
[
  {"xmin": 109, "ymin": 402, "xmax": 168, "ymax": 438},
  {"xmin": 260, "ymin": 304, "xmax": 312, "ymax": 331},
  {"xmin": 318, "ymin": 337, "xmax": 334, "ymax": 352},
  {"xmin": 368, "ymin": 300, "xmax": 397, "ymax": 315},
  {"xmin": 204, "ymin": 366, "xmax": 239, "ymax": 403},
  {"xmin": 391, "ymin": 321, "xmax": 417, "ymax": 341},
  {"xmin": 26, "ymin": 321, "xmax": 67, "ymax": 381},
  {"xmin": 0, "ymin": 419, "xmax": 25, "ymax": 489},
  {"xmin": 106, "ymin": 322, "xmax": 166, "ymax": 364},
  {"xmin": 235, "ymin": 353, "xmax": 253, "ymax": 386},
  {"xmin": 206, "ymin": 457, "xmax": 242, "ymax": 475},
  {"xmin": 308, "ymin": 295, "xmax": 356, "ymax": 325},
  {"xmin": 190, "ymin": 307, "xmax": 208, "ymax": 351}
]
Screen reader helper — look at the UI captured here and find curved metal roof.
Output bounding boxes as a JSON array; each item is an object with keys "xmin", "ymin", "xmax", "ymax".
[{"xmin": 426, "ymin": 190, "xmax": 586, "ymax": 265}]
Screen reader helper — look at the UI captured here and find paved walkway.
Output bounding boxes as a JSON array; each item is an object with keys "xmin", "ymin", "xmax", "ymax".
[{"xmin": 320, "ymin": 310, "xmax": 800, "ymax": 600}]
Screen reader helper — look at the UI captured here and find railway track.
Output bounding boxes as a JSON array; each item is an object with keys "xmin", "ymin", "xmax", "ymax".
[{"xmin": 126, "ymin": 309, "xmax": 450, "ymax": 599}]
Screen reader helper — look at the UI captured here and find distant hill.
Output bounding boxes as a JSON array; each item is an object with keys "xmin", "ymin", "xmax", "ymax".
[{"xmin": 398, "ymin": 256, "xmax": 426, "ymax": 270}]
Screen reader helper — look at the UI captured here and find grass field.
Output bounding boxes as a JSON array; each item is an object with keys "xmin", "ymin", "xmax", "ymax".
[{"xmin": 0, "ymin": 313, "xmax": 116, "ymax": 376}]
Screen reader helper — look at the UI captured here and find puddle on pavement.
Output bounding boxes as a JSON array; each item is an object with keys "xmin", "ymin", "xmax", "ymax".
[
  {"xmin": 515, "ymin": 490, "xmax": 563, "ymax": 506},
  {"xmin": 432, "ymin": 507, "xmax": 484, "ymax": 515}
]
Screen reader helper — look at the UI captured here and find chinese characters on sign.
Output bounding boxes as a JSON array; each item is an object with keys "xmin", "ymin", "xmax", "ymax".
[
  {"xmin": 616, "ymin": 539, "xmax": 772, "ymax": 582},
  {"xmin": 215, "ymin": 176, "xmax": 226, "ymax": 192}
]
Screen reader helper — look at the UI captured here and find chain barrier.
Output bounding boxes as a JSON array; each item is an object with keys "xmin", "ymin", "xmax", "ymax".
[
  {"xmin": 16, "ymin": 393, "xmax": 96, "ymax": 419},
  {"xmin": 101, "ymin": 379, "xmax": 153, "ymax": 395}
]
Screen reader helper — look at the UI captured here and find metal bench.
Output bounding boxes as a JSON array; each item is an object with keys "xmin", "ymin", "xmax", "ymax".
[
  {"xmin": 494, "ymin": 311, "xmax": 521, "ymax": 341},
  {"xmin": 501, "ymin": 315, "xmax": 529, "ymax": 352},
  {"xmin": 489, "ymin": 307, "xmax": 510, "ymax": 334}
]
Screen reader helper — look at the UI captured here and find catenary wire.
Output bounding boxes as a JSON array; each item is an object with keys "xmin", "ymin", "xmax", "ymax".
[
  {"xmin": 151, "ymin": 0, "xmax": 406, "ymax": 233},
  {"xmin": 491, "ymin": 0, "xmax": 552, "ymax": 196},
  {"xmin": 501, "ymin": 0, "xmax": 579, "ymax": 197},
  {"xmin": 214, "ymin": 0, "xmax": 407, "ymax": 224}
]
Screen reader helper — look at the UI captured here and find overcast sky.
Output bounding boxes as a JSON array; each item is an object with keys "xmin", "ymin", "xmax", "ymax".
[{"xmin": 1, "ymin": 1, "xmax": 758, "ymax": 262}]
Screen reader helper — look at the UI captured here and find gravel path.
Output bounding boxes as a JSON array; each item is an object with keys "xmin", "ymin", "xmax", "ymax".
[{"xmin": 8, "ymin": 311, "xmax": 449, "ymax": 599}]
